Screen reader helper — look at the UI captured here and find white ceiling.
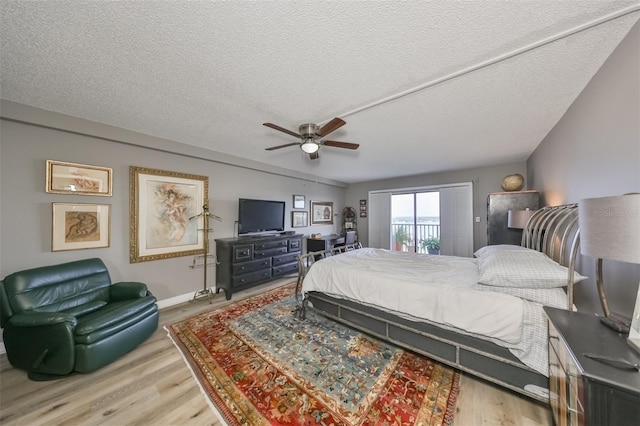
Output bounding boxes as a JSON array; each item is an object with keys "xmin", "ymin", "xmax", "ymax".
[{"xmin": 2, "ymin": 1, "xmax": 639, "ymax": 184}]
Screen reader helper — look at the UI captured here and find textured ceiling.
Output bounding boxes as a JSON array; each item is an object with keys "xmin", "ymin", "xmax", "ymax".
[{"xmin": 2, "ymin": 1, "xmax": 639, "ymax": 183}]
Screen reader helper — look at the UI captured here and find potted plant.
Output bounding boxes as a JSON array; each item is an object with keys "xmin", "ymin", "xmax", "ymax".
[
  {"xmin": 420, "ymin": 236, "xmax": 440, "ymax": 255},
  {"xmin": 394, "ymin": 226, "xmax": 411, "ymax": 251}
]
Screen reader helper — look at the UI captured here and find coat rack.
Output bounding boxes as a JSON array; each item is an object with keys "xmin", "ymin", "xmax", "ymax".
[{"xmin": 188, "ymin": 204, "xmax": 222, "ymax": 303}]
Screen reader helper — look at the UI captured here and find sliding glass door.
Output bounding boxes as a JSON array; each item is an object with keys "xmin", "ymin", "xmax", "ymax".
[
  {"xmin": 369, "ymin": 182, "xmax": 473, "ymax": 257},
  {"xmin": 391, "ymin": 192, "xmax": 440, "ymax": 253}
]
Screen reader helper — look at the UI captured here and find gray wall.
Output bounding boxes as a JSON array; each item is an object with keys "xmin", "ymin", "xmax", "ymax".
[
  {"xmin": 528, "ymin": 20, "xmax": 640, "ymax": 315},
  {"xmin": 347, "ymin": 161, "xmax": 529, "ymax": 251},
  {"xmin": 0, "ymin": 106, "xmax": 346, "ymax": 303}
]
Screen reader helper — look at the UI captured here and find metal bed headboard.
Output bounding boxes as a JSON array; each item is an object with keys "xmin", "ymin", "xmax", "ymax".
[
  {"xmin": 295, "ymin": 204, "xmax": 582, "ymax": 312},
  {"xmin": 521, "ymin": 203, "xmax": 580, "ymax": 309}
]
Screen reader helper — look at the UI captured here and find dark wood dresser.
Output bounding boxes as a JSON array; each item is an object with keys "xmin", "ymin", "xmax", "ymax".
[{"xmin": 215, "ymin": 233, "xmax": 302, "ymax": 300}]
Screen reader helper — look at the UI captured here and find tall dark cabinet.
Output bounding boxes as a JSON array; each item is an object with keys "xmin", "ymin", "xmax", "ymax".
[{"xmin": 487, "ymin": 190, "xmax": 539, "ymax": 245}]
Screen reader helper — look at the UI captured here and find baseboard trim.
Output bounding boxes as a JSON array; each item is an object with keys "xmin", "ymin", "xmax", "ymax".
[{"xmin": 157, "ymin": 291, "xmax": 202, "ymax": 310}]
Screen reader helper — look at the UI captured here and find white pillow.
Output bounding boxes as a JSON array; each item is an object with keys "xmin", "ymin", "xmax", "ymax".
[
  {"xmin": 474, "ymin": 244, "xmax": 534, "ymax": 258},
  {"xmin": 478, "ymin": 250, "xmax": 587, "ymax": 289}
]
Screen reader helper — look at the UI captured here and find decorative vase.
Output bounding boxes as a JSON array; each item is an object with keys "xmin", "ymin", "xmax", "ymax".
[{"xmin": 501, "ymin": 174, "xmax": 525, "ymax": 191}]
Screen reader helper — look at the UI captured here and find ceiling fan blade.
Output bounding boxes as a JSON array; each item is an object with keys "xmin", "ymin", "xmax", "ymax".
[
  {"xmin": 265, "ymin": 142, "xmax": 300, "ymax": 151},
  {"xmin": 263, "ymin": 122, "xmax": 301, "ymax": 139},
  {"xmin": 322, "ymin": 140, "xmax": 360, "ymax": 150},
  {"xmin": 316, "ymin": 117, "xmax": 346, "ymax": 137},
  {"xmin": 309, "ymin": 151, "xmax": 319, "ymax": 160}
]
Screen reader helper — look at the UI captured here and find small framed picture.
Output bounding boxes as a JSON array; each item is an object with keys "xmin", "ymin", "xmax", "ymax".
[
  {"xmin": 52, "ymin": 203, "xmax": 110, "ymax": 251},
  {"xmin": 310, "ymin": 200, "xmax": 334, "ymax": 225},
  {"xmin": 360, "ymin": 211, "xmax": 367, "ymax": 218},
  {"xmin": 360, "ymin": 205, "xmax": 367, "ymax": 211},
  {"xmin": 293, "ymin": 195, "xmax": 305, "ymax": 209},
  {"xmin": 360, "ymin": 199, "xmax": 367, "ymax": 206},
  {"xmin": 291, "ymin": 211, "xmax": 308, "ymax": 228},
  {"xmin": 46, "ymin": 160, "xmax": 113, "ymax": 196}
]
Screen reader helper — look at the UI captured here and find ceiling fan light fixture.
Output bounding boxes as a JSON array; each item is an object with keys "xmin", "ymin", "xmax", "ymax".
[{"xmin": 300, "ymin": 139, "xmax": 319, "ymax": 153}]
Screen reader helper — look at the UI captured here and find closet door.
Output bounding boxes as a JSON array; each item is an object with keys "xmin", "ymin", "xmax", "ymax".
[{"xmin": 439, "ymin": 185, "xmax": 473, "ymax": 257}]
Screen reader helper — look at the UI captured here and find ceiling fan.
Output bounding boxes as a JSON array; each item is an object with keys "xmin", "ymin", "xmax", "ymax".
[{"xmin": 263, "ymin": 117, "xmax": 359, "ymax": 160}]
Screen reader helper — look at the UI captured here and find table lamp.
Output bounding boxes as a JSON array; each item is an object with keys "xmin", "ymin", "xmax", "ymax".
[
  {"xmin": 578, "ymin": 194, "xmax": 640, "ymax": 335},
  {"xmin": 507, "ymin": 208, "xmax": 535, "ymax": 229}
]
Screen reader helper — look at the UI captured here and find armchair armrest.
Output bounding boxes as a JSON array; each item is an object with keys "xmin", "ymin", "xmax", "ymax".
[
  {"xmin": 9, "ymin": 311, "xmax": 77, "ymax": 327},
  {"xmin": 110, "ymin": 281, "xmax": 149, "ymax": 301}
]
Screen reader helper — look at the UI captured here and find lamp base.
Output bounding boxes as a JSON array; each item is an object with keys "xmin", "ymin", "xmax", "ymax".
[{"xmin": 599, "ymin": 312, "xmax": 631, "ymax": 334}]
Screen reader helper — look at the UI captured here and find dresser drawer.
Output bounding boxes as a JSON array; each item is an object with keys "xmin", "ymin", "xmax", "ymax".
[
  {"xmin": 232, "ymin": 244, "xmax": 254, "ymax": 262},
  {"xmin": 254, "ymin": 239, "xmax": 288, "ymax": 251},
  {"xmin": 272, "ymin": 262, "xmax": 299, "ymax": 277},
  {"xmin": 288, "ymin": 238, "xmax": 301, "ymax": 251},
  {"xmin": 254, "ymin": 246, "xmax": 288, "ymax": 258},
  {"xmin": 232, "ymin": 269, "xmax": 271, "ymax": 286},
  {"xmin": 232, "ymin": 258, "xmax": 271, "ymax": 275},
  {"xmin": 272, "ymin": 251, "xmax": 300, "ymax": 266},
  {"xmin": 548, "ymin": 317, "xmax": 584, "ymax": 426}
]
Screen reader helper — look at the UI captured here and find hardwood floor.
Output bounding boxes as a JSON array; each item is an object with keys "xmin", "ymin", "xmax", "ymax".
[{"xmin": 0, "ymin": 279, "xmax": 552, "ymax": 425}]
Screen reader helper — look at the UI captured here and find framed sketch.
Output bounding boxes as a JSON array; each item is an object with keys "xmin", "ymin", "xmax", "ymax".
[
  {"xmin": 360, "ymin": 211, "xmax": 367, "ymax": 218},
  {"xmin": 360, "ymin": 205, "xmax": 367, "ymax": 211},
  {"xmin": 130, "ymin": 166, "xmax": 209, "ymax": 263},
  {"xmin": 52, "ymin": 203, "xmax": 110, "ymax": 251},
  {"xmin": 310, "ymin": 200, "xmax": 333, "ymax": 225},
  {"xmin": 46, "ymin": 160, "xmax": 113, "ymax": 196},
  {"xmin": 291, "ymin": 211, "xmax": 308, "ymax": 228},
  {"xmin": 293, "ymin": 195, "xmax": 305, "ymax": 209},
  {"xmin": 360, "ymin": 199, "xmax": 367, "ymax": 206}
]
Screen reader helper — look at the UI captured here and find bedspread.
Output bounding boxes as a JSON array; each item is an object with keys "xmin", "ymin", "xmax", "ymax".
[{"xmin": 302, "ymin": 247, "xmax": 564, "ymax": 375}]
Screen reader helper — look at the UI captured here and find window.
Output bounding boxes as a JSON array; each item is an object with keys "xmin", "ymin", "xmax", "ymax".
[{"xmin": 369, "ymin": 182, "xmax": 473, "ymax": 257}]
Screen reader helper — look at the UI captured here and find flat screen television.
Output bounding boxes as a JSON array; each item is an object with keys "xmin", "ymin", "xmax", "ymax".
[{"xmin": 238, "ymin": 198, "xmax": 286, "ymax": 235}]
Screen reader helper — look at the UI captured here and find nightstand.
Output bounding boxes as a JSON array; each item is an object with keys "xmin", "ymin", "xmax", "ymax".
[{"xmin": 544, "ymin": 307, "xmax": 640, "ymax": 426}]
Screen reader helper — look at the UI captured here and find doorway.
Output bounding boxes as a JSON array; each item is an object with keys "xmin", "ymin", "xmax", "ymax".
[{"xmin": 391, "ymin": 192, "xmax": 440, "ymax": 253}]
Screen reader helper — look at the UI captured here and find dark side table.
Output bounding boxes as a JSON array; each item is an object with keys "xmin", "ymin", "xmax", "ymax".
[{"xmin": 544, "ymin": 307, "xmax": 640, "ymax": 426}]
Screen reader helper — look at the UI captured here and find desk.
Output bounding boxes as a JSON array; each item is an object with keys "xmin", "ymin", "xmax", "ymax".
[{"xmin": 306, "ymin": 234, "xmax": 345, "ymax": 253}]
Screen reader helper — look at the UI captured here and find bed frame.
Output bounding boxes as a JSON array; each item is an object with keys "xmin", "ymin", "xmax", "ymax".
[{"xmin": 295, "ymin": 204, "xmax": 580, "ymax": 403}]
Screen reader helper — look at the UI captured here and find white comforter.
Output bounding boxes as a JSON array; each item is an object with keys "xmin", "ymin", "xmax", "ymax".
[{"xmin": 301, "ymin": 247, "xmax": 564, "ymax": 376}]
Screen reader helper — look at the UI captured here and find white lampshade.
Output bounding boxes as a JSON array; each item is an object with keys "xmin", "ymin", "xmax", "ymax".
[
  {"xmin": 300, "ymin": 140, "xmax": 319, "ymax": 154},
  {"xmin": 578, "ymin": 194, "xmax": 640, "ymax": 264},
  {"xmin": 507, "ymin": 209, "xmax": 534, "ymax": 229}
]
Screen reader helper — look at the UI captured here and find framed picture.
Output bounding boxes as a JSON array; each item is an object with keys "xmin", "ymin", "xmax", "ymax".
[
  {"xmin": 360, "ymin": 205, "xmax": 367, "ymax": 211},
  {"xmin": 46, "ymin": 160, "xmax": 113, "ymax": 196},
  {"xmin": 360, "ymin": 199, "xmax": 367, "ymax": 206},
  {"xmin": 293, "ymin": 195, "xmax": 305, "ymax": 209},
  {"xmin": 52, "ymin": 203, "xmax": 110, "ymax": 251},
  {"xmin": 291, "ymin": 211, "xmax": 308, "ymax": 228},
  {"xmin": 129, "ymin": 166, "xmax": 209, "ymax": 263},
  {"xmin": 360, "ymin": 211, "xmax": 367, "ymax": 218},
  {"xmin": 310, "ymin": 200, "xmax": 334, "ymax": 225}
]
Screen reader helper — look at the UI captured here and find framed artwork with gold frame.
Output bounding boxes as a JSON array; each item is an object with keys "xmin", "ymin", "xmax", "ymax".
[
  {"xmin": 52, "ymin": 203, "xmax": 110, "ymax": 251},
  {"xmin": 129, "ymin": 166, "xmax": 208, "ymax": 263},
  {"xmin": 46, "ymin": 160, "xmax": 113, "ymax": 196}
]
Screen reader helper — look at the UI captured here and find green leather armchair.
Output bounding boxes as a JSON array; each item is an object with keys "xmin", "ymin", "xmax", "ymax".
[{"xmin": 0, "ymin": 258, "xmax": 158, "ymax": 380}]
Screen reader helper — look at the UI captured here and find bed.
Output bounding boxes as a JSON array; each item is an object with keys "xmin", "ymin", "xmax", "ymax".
[{"xmin": 295, "ymin": 204, "xmax": 584, "ymax": 403}]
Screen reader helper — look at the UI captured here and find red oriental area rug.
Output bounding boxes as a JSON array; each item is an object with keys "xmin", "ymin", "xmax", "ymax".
[{"xmin": 166, "ymin": 283, "xmax": 460, "ymax": 425}]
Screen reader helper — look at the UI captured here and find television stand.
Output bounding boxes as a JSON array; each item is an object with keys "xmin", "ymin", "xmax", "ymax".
[{"xmin": 215, "ymin": 233, "xmax": 303, "ymax": 300}]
